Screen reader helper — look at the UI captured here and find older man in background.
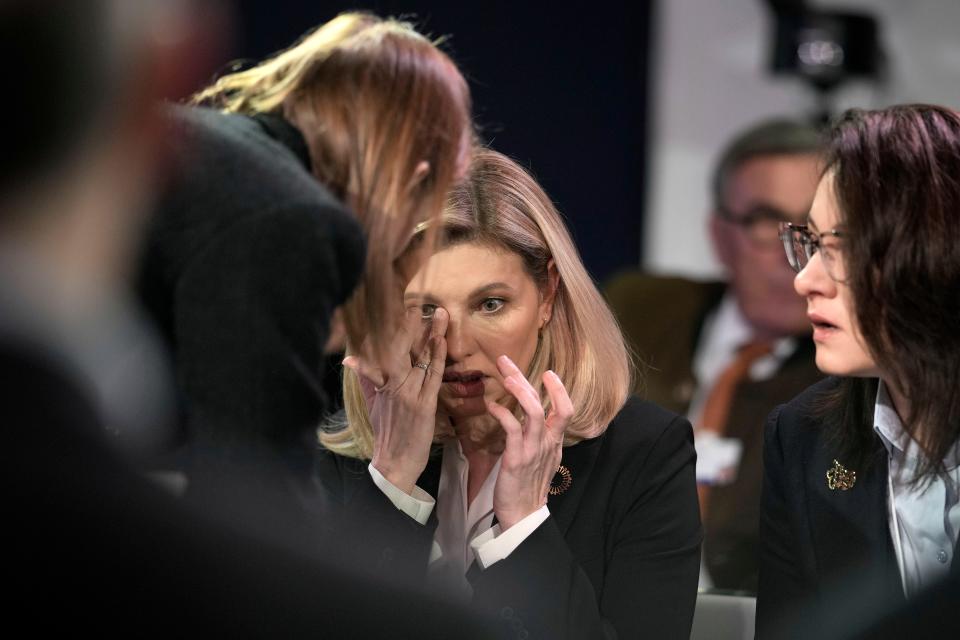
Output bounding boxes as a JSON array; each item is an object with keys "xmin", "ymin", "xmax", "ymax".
[{"xmin": 606, "ymin": 119, "xmax": 823, "ymax": 591}]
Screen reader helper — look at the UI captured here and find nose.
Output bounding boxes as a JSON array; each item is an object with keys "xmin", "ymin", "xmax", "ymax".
[
  {"xmin": 793, "ymin": 250, "xmax": 835, "ymax": 298},
  {"xmin": 443, "ymin": 310, "xmax": 474, "ymax": 364}
]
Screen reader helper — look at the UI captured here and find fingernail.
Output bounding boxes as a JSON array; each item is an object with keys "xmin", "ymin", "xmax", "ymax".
[{"xmin": 342, "ymin": 356, "xmax": 357, "ymax": 368}]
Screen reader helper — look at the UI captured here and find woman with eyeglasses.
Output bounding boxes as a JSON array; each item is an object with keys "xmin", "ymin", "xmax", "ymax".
[{"xmin": 757, "ymin": 104, "xmax": 960, "ymax": 637}]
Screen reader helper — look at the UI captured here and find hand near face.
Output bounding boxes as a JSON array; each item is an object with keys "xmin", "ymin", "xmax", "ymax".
[
  {"xmin": 342, "ymin": 307, "xmax": 448, "ymax": 495},
  {"xmin": 486, "ymin": 355, "xmax": 573, "ymax": 531}
]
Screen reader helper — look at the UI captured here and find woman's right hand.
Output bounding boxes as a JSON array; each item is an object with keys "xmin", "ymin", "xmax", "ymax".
[{"xmin": 342, "ymin": 307, "xmax": 448, "ymax": 495}]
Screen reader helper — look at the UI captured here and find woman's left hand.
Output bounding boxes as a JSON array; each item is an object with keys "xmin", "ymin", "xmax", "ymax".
[{"xmin": 486, "ymin": 355, "xmax": 574, "ymax": 531}]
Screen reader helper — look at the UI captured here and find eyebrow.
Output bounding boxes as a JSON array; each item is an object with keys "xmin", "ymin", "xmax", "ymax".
[
  {"xmin": 404, "ymin": 281, "xmax": 516, "ymax": 303},
  {"xmin": 744, "ymin": 202, "xmax": 808, "ymax": 219}
]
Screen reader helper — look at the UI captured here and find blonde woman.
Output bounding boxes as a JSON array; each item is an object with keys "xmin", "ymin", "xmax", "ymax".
[
  {"xmin": 138, "ymin": 12, "xmax": 472, "ymax": 452},
  {"xmin": 316, "ymin": 149, "xmax": 701, "ymax": 639}
]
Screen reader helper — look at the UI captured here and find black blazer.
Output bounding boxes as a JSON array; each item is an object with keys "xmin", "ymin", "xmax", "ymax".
[
  {"xmin": 757, "ymin": 377, "xmax": 960, "ymax": 638},
  {"xmin": 312, "ymin": 396, "xmax": 703, "ymax": 639},
  {"xmin": 604, "ymin": 272, "xmax": 822, "ymax": 591},
  {"xmin": 138, "ymin": 105, "xmax": 365, "ymax": 448}
]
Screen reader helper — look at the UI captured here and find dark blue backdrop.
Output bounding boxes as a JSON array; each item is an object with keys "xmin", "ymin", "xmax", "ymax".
[{"xmin": 230, "ymin": 1, "xmax": 654, "ymax": 283}]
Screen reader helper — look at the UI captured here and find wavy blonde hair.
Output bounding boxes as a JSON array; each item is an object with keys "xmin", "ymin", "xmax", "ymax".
[
  {"xmin": 323, "ymin": 148, "xmax": 636, "ymax": 458},
  {"xmin": 192, "ymin": 12, "xmax": 472, "ymax": 354}
]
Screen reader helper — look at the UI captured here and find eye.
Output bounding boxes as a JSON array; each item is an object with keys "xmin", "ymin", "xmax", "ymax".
[
  {"xmin": 420, "ymin": 304, "xmax": 437, "ymax": 319},
  {"xmin": 479, "ymin": 298, "xmax": 505, "ymax": 314},
  {"xmin": 820, "ymin": 242, "xmax": 840, "ymax": 264}
]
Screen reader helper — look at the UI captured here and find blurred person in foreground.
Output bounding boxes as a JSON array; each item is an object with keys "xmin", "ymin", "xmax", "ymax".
[
  {"xmin": 136, "ymin": 11, "xmax": 474, "ymax": 527},
  {"xmin": 605, "ymin": 119, "xmax": 823, "ymax": 590},
  {"xmin": 2, "ymin": 2, "xmax": 492, "ymax": 636},
  {"xmin": 758, "ymin": 104, "xmax": 960, "ymax": 638},
  {"xmin": 315, "ymin": 148, "xmax": 702, "ymax": 639}
]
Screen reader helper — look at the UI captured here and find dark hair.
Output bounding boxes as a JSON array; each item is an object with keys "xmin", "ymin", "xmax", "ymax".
[
  {"xmin": 820, "ymin": 104, "xmax": 960, "ymax": 481},
  {"xmin": 711, "ymin": 118, "xmax": 823, "ymax": 209}
]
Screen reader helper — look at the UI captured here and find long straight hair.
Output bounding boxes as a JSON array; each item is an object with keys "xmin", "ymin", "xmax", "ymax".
[
  {"xmin": 819, "ymin": 105, "xmax": 960, "ymax": 480},
  {"xmin": 323, "ymin": 148, "xmax": 635, "ymax": 459},
  {"xmin": 192, "ymin": 12, "xmax": 472, "ymax": 357}
]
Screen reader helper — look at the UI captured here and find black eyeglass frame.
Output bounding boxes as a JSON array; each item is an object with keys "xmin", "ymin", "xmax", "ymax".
[{"xmin": 779, "ymin": 222, "xmax": 847, "ymax": 282}]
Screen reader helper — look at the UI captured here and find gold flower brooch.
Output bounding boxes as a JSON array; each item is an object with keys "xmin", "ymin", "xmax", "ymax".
[{"xmin": 826, "ymin": 459, "xmax": 856, "ymax": 491}]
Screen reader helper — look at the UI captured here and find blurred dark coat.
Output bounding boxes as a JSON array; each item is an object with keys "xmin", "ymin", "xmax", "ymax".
[
  {"xmin": 2, "ymin": 317, "xmax": 494, "ymax": 638},
  {"xmin": 138, "ymin": 105, "xmax": 365, "ymax": 450},
  {"xmin": 756, "ymin": 376, "xmax": 960, "ymax": 638},
  {"xmin": 312, "ymin": 396, "xmax": 703, "ymax": 639},
  {"xmin": 604, "ymin": 272, "xmax": 821, "ymax": 591}
]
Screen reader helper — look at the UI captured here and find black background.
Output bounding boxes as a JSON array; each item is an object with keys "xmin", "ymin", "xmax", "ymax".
[{"xmin": 227, "ymin": 1, "xmax": 655, "ymax": 283}]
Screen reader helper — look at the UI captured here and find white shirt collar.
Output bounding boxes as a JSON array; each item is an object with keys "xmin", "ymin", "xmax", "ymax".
[{"xmin": 873, "ymin": 380, "xmax": 960, "ymax": 470}]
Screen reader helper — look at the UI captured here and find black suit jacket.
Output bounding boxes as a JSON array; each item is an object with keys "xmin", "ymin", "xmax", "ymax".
[
  {"xmin": 757, "ymin": 377, "xmax": 960, "ymax": 638},
  {"xmin": 604, "ymin": 272, "xmax": 822, "ymax": 590},
  {"xmin": 138, "ymin": 105, "xmax": 365, "ymax": 449},
  {"xmin": 312, "ymin": 396, "xmax": 703, "ymax": 639}
]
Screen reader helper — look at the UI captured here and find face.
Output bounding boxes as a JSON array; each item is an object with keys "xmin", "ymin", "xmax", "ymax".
[
  {"xmin": 794, "ymin": 173, "xmax": 879, "ymax": 377},
  {"xmin": 711, "ymin": 153, "xmax": 820, "ymax": 338},
  {"xmin": 403, "ymin": 242, "xmax": 555, "ymax": 421}
]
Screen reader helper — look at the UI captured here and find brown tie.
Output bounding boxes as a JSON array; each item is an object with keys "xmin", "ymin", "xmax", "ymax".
[{"xmin": 696, "ymin": 340, "xmax": 773, "ymax": 518}]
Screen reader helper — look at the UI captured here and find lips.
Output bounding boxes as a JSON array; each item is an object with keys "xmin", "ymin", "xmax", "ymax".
[
  {"xmin": 808, "ymin": 311, "xmax": 839, "ymax": 340},
  {"xmin": 442, "ymin": 369, "xmax": 486, "ymax": 397}
]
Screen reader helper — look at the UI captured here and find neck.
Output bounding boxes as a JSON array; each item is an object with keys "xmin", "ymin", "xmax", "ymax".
[
  {"xmin": 883, "ymin": 378, "xmax": 912, "ymax": 427},
  {"xmin": 882, "ymin": 377, "xmax": 934, "ymax": 455},
  {"xmin": 454, "ymin": 414, "xmax": 506, "ymax": 457},
  {"xmin": 454, "ymin": 416, "xmax": 504, "ymax": 508}
]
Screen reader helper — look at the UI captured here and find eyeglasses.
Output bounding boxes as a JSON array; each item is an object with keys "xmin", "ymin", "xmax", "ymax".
[
  {"xmin": 779, "ymin": 222, "xmax": 847, "ymax": 282},
  {"xmin": 716, "ymin": 204, "xmax": 802, "ymax": 247}
]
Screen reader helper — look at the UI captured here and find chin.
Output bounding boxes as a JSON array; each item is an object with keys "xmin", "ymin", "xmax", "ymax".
[
  {"xmin": 814, "ymin": 350, "xmax": 879, "ymax": 378},
  {"xmin": 442, "ymin": 396, "xmax": 488, "ymax": 420}
]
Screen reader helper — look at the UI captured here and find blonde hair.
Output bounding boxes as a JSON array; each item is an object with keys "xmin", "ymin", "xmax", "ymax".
[
  {"xmin": 323, "ymin": 148, "xmax": 635, "ymax": 458},
  {"xmin": 192, "ymin": 12, "xmax": 472, "ymax": 355}
]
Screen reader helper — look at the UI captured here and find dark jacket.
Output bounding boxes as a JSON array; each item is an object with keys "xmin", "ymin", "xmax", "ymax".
[
  {"xmin": 0, "ymin": 254, "xmax": 491, "ymax": 639},
  {"xmin": 312, "ymin": 396, "xmax": 702, "ymax": 639},
  {"xmin": 757, "ymin": 377, "xmax": 960, "ymax": 638},
  {"xmin": 604, "ymin": 272, "xmax": 821, "ymax": 591},
  {"xmin": 2, "ymin": 305, "xmax": 493, "ymax": 638},
  {"xmin": 138, "ymin": 105, "xmax": 365, "ymax": 448}
]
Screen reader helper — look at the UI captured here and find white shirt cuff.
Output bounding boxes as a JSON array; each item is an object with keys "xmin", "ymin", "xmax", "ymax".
[
  {"xmin": 367, "ymin": 463, "xmax": 435, "ymax": 525},
  {"xmin": 470, "ymin": 505, "xmax": 550, "ymax": 570}
]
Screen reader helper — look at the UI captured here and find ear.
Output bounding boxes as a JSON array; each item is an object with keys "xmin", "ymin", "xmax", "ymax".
[
  {"xmin": 539, "ymin": 259, "xmax": 560, "ymax": 328},
  {"xmin": 709, "ymin": 211, "xmax": 736, "ymax": 270},
  {"xmin": 412, "ymin": 160, "xmax": 431, "ymax": 185}
]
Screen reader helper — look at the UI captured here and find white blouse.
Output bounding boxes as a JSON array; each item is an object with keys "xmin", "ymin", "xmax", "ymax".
[
  {"xmin": 368, "ymin": 438, "xmax": 549, "ymax": 599},
  {"xmin": 874, "ymin": 381, "xmax": 960, "ymax": 597}
]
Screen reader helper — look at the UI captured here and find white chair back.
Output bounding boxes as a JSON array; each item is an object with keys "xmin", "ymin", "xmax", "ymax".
[{"xmin": 689, "ymin": 593, "xmax": 756, "ymax": 640}]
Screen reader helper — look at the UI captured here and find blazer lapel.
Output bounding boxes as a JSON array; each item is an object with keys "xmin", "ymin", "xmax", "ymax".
[
  {"xmin": 805, "ymin": 436, "xmax": 904, "ymax": 601},
  {"xmin": 547, "ymin": 435, "xmax": 604, "ymax": 535},
  {"xmin": 953, "ymin": 523, "xmax": 960, "ymax": 575}
]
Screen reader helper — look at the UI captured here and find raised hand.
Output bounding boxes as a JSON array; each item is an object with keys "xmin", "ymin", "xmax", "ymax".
[
  {"xmin": 486, "ymin": 355, "xmax": 574, "ymax": 530},
  {"xmin": 342, "ymin": 307, "xmax": 448, "ymax": 494}
]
